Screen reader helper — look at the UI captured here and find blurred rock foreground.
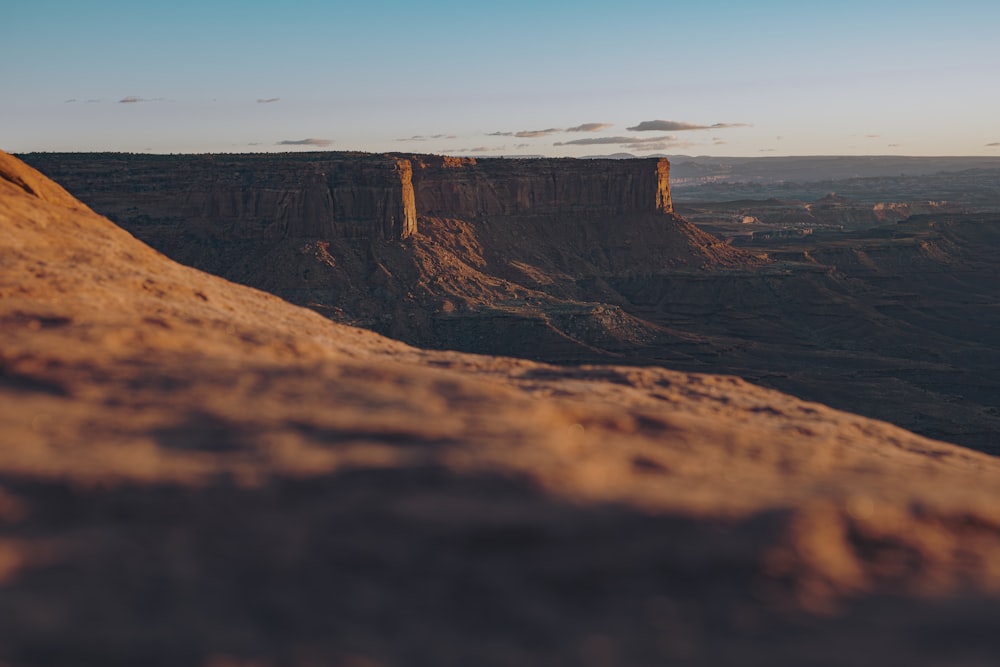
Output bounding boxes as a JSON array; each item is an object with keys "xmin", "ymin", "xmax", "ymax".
[{"xmin": 2, "ymin": 151, "xmax": 1000, "ymax": 666}]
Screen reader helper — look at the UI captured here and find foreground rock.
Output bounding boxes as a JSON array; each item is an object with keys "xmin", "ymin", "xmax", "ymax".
[{"xmin": 2, "ymin": 150, "xmax": 1000, "ymax": 665}]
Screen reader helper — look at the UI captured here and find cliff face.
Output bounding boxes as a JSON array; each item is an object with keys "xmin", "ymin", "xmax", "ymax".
[
  {"xmin": 24, "ymin": 153, "xmax": 418, "ymax": 242},
  {"xmin": 409, "ymin": 154, "xmax": 672, "ymax": 218},
  {"xmin": 24, "ymin": 153, "xmax": 672, "ymax": 243},
  {"xmin": 14, "ymin": 152, "xmax": 1000, "ymax": 454},
  {"xmin": 7, "ymin": 150, "xmax": 1000, "ymax": 666},
  {"xmin": 20, "ymin": 152, "xmax": 719, "ymax": 334},
  {"xmin": 175, "ymin": 153, "xmax": 418, "ymax": 241}
]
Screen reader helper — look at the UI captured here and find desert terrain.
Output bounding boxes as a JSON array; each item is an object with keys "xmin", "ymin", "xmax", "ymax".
[
  {"xmin": 3, "ymin": 151, "xmax": 1000, "ymax": 665},
  {"xmin": 22, "ymin": 152, "xmax": 1000, "ymax": 453}
]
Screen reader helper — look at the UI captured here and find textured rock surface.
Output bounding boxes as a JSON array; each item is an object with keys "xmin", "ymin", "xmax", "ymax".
[
  {"xmin": 410, "ymin": 154, "xmax": 672, "ymax": 216},
  {"xmin": 5, "ymin": 150, "xmax": 1000, "ymax": 665},
  {"xmin": 21, "ymin": 152, "xmax": 418, "ymax": 241},
  {"xmin": 19, "ymin": 152, "xmax": 1000, "ymax": 454},
  {"xmin": 20, "ymin": 151, "xmax": 740, "ymax": 317},
  {"xmin": 19, "ymin": 150, "xmax": 740, "ymax": 356},
  {"xmin": 23, "ymin": 152, "xmax": 674, "ymax": 242}
]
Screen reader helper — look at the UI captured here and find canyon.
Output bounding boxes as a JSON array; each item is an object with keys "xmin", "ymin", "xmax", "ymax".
[
  {"xmin": 22, "ymin": 152, "xmax": 1000, "ymax": 454},
  {"xmin": 5, "ymin": 150, "xmax": 1000, "ymax": 665}
]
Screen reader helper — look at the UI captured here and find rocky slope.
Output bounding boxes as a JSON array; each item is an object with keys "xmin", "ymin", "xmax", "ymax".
[
  {"xmin": 15, "ymin": 151, "xmax": 745, "ymax": 324},
  {"xmin": 21, "ymin": 152, "xmax": 1000, "ymax": 453},
  {"xmin": 21, "ymin": 150, "xmax": 745, "ymax": 357},
  {"xmin": 5, "ymin": 152, "xmax": 1000, "ymax": 665},
  {"xmin": 28, "ymin": 151, "xmax": 418, "ymax": 240}
]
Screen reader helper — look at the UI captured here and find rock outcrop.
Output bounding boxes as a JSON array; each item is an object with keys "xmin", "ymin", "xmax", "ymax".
[
  {"xmin": 6, "ymin": 149, "xmax": 1000, "ymax": 666},
  {"xmin": 23, "ymin": 152, "xmax": 418, "ymax": 241},
  {"xmin": 409, "ymin": 154, "xmax": 672, "ymax": 217},
  {"xmin": 20, "ymin": 151, "xmax": 737, "ymax": 334},
  {"xmin": 20, "ymin": 150, "xmax": 738, "ymax": 364},
  {"xmin": 19, "ymin": 152, "xmax": 1000, "ymax": 455},
  {"xmin": 23, "ymin": 152, "xmax": 675, "ymax": 244}
]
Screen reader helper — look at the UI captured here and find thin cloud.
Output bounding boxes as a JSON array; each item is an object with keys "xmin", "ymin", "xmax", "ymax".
[
  {"xmin": 865, "ymin": 134, "xmax": 880, "ymax": 138},
  {"xmin": 118, "ymin": 96, "xmax": 164, "ymax": 104},
  {"xmin": 565, "ymin": 122, "xmax": 612, "ymax": 133},
  {"xmin": 64, "ymin": 99, "xmax": 77, "ymax": 103},
  {"xmin": 987, "ymin": 142, "xmax": 1000, "ymax": 147},
  {"xmin": 492, "ymin": 124, "xmax": 613, "ymax": 138},
  {"xmin": 515, "ymin": 128, "xmax": 562, "ymax": 138},
  {"xmin": 554, "ymin": 135, "xmax": 674, "ymax": 147},
  {"xmin": 277, "ymin": 138, "xmax": 334, "ymax": 147},
  {"xmin": 86, "ymin": 99, "xmax": 101, "ymax": 103},
  {"xmin": 397, "ymin": 134, "xmax": 456, "ymax": 142},
  {"xmin": 448, "ymin": 145, "xmax": 507, "ymax": 153},
  {"xmin": 257, "ymin": 97, "xmax": 280, "ymax": 104},
  {"xmin": 489, "ymin": 128, "xmax": 561, "ymax": 138},
  {"xmin": 627, "ymin": 120, "xmax": 750, "ymax": 132},
  {"xmin": 556, "ymin": 135, "xmax": 693, "ymax": 153}
]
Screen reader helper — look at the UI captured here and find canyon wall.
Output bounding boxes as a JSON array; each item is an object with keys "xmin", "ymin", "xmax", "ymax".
[
  {"xmin": 23, "ymin": 152, "xmax": 673, "ymax": 242},
  {"xmin": 23, "ymin": 152, "xmax": 417, "ymax": 241},
  {"xmin": 9, "ymin": 149, "xmax": 1000, "ymax": 666},
  {"xmin": 16, "ymin": 152, "xmax": 1000, "ymax": 454},
  {"xmin": 409, "ymin": 154, "xmax": 672, "ymax": 218}
]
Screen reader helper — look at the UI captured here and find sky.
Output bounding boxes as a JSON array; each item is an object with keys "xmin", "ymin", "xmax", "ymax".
[{"xmin": 3, "ymin": 0, "xmax": 999, "ymax": 157}]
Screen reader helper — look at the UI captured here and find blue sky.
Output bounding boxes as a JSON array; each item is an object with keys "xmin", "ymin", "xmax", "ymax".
[{"xmin": 3, "ymin": 0, "xmax": 999, "ymax": 156}]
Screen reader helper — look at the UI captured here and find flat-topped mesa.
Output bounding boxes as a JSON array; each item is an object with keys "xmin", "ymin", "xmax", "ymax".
[
  {"xmin": 408, "ymin": 155, "xmax": 673, "ymax": 218},
  {"xmin": 176, "ymin": 154, "xmax": 418, "ymax": 241},
  {"xmin": 21, "ymin": 152, "xmax": 674, "ymax": 244},
  {"xmin": 21, "ymin": 153, "xmax": 417, "ymax": 242},
  {"xmin": 196, "ymin": 155, "xmax": 417, "ymax": 240}
]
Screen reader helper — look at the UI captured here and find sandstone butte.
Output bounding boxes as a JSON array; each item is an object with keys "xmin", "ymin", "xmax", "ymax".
[
  {"xmin": 19, "ymin": 153, "xmax": 744, "ymax": 342},
  {"xmin": 2, "ymin": 149, "xmax": 1000, "ymax": 666}
]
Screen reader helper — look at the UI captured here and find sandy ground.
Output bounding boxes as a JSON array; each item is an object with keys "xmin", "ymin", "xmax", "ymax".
[{"xmin": 2, "ymin": 150, "xmax": 1000, "ymax": 666}]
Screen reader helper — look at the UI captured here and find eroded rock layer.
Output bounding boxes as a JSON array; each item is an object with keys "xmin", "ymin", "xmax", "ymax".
[
  {"xmin": 22, "ymin": 152, "xmax": 417, "ymax": 241},
  {"xmin": 19, "ymin": 152, "xmax": 1000, "ymax": 454},
  {"xmin": 4, "ymin": 150, "xmax": 1000, "ymax": 666},
  {"xmin": 23, "ymin": 152, "xmax": 674, "ymax": 241},
  {"xmin": 410, "ymin": 154, "xmax": 672, "ymax": 217}
]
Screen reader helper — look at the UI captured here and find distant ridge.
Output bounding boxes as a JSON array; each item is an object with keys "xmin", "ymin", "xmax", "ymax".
[{"xmin": 668, "ymin": 154, "xmax": 1000, "ymax": 184}]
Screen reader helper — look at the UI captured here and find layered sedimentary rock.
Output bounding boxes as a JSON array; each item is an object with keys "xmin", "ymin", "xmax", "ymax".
[
  {"xmin": 409, "ymin": 154, "xmax": 672, "ymax": 217},
  {"xmin": 23, "ymin": 152, "xmax": 417, "ymax": 241},
  {"xmin": 20, "ymin": 151, "xmax": 1000, "ymax": 454},
  {"xmin": 6, "ymin": 149, "xmax": 1000, "ymax": 666},
  {"xmin": 24, "ymin": 152, "xmax": 673, "ymax": 243},
  {"xmin": 22, "ymin": 151, "xmax": 716, "ymax": 350}
]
